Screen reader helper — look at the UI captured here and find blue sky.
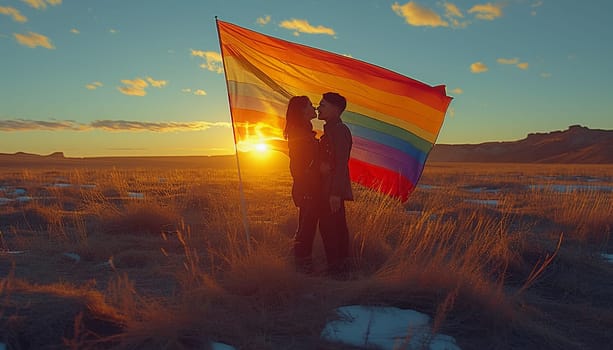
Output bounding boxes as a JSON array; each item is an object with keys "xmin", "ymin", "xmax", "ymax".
[{"xmin": 1, "ymin": 0, "xmax": 611, "ymax": 157}]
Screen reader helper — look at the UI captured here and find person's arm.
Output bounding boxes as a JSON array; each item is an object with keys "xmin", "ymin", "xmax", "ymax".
[{"xmin": 329, "ymin": 124, "xmax": 352, "ymax": 212}]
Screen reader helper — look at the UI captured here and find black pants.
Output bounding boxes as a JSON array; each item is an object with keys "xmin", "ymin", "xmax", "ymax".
[
  {"xmin": 319, "ymin": 201, "xmax": 349, "ymax": 273},
  {"xmin": 293, "ymin": 201, "xmax": 318, "ymax": 272}
]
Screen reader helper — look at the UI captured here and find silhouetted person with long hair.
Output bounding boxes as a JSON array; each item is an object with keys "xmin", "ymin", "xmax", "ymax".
[
  {"xmin": 317, "ymin": 92, "xmax": 353, "ymax": 276},
  {"xmin": 284, "ymin": 95, "xmax": 319, "ymax": 273}
]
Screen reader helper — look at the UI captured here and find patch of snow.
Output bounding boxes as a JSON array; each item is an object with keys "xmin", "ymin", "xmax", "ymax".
[
  {"xmin": 601, "ymin": 254, "xmax": 613, "ymax": 264},
  {"xmin": 63, "ymin": 252, "xmax": 81, "ymax": 263},
  {"xmin": 321, "ymin": 305, "xmax": 460, "ymax": 350},
  {"xmin": 465, "ymin": 199, "xmax": 499, "ymax": 206},
  {"xmin": 80, "ymin": 184, "xmax": 97, "ymax": 189},
  {"xmin": 51, "ymin": 183, "xmax": 72, "ymax": 188},
  {"xmin": 0, "ymin": 197, "xmax": 13, "ymax": 205},
  {"xmin": 211, "ymin": 342, "xmax": 236, "ymax": 350},
  {"xmin": 0, "ymin": 250, "xmax": 26, "ymax": 255},
  {"xmin": 417, "ymin": 184, "xmax": 439, "ymax": 190},
  {"xmin": 128, "ymin": 192, "xmax": 145, "ymax": 199},
  {"xmin": 529, "ymin": 184, "xmax": 613, "ymax": 193},
  {"xmin": 13, "ymin": 188, "xmax": 27, "ymax": 196},
  {"xmin": 465, "ymin": 187, "xmax": 500, "ymax": 194},
  {"xmin": 15, "ymin": 196, "xmax": 32, "ymax": 203}
]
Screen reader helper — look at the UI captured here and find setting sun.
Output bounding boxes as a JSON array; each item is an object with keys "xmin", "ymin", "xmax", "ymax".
[{"xmin": 255, "ymin": 143, "xmax": 269, "ymax": 153}]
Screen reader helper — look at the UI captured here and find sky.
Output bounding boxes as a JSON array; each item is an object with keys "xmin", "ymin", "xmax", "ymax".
[{"xmin": 1, "ymin": 0, "xmax": 611, "ymax": 157}]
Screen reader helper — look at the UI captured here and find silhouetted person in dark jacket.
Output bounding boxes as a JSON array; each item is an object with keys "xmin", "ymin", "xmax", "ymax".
[
  {"xmin": 316, "ymin": 92, "xmax": 353, "ymax": 275},
  {"xmin": 284, "ymin": 96, "xmax": 319, "ymax": 273}
]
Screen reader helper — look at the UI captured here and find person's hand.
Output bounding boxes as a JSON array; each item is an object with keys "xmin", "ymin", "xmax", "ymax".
[{"xmin": 329, "ymin": 195, "xmax": 341, "ymax": 213}]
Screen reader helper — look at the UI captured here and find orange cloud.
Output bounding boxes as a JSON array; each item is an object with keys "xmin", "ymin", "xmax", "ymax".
[
  {"xmin": 444, "ymin": 2, "xmax": 463, "ymax": 18},
  {"xmin": 86, "ymin": 81, "xmax": 103, "ymax": 90},
  {"xmin": 470, "ymin": 61, "xmax": 488, "ymax": 73},
  {"xmin": 191, "ymin": 49, "xmax": 223, "ymax": 74},
  {"xmin": 468, "ymin": 3, "xmax": 504, "ymax": 20},
  {"xmin": 118, "ymin": 78, "xmax": 148, "ymax": 96},
  {"xmin": 0, "ymin": 119, "xmax": 229, "ymax": 132},
  {"xmin": 146, "ymin": 77, "xmax": 167, "ymax": 88},
  {"xmin": 0, "ymin": 6, "xmax": 27, "ymax": 22},
  {"xmin": 279, "ymin": 19, "xmax": 336, "ymax": 36},
  {"xmin": 194, "ymin": 89, "xmax": 207, "ymax": 96},
  {"xmin": 451, "ymin": 87, "xmax": 463, "ymax": 94},
  {"xmin": 497, "ymin": 58, "xmax": 529, "ymax": 70},
  {"xmin": 257, "ymin": 15, "xmax": 271, "ymax": 26},
  {"xmin": 392, "ymin": 1, "xmax": 449, "ymax": 27},
  {"xmin": 14, "ymin": 32, "xmax": 55, "ymax": 49},
  {"xmin": 0, "ymin": 119, "xmax": 86, "ymax": 131},
  {"xmin": 90, "ymin": 120, "xmax": 229, "ymax": 132},
  {"xmin": 21, "ymin": 0, "xmax": 62, "ymax": 10},
  {"xmin": 117, "ymin": 77, "xmax": 167, "ymax": 96},
  {"xmin": 497, "ymin": 57, "xmax": 519, "ymax": 65}
]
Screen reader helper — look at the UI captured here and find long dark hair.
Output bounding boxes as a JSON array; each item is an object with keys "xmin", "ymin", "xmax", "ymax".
[{"xmin": 284, "ymin": 95, "xmax": 312, "ymax": 140}]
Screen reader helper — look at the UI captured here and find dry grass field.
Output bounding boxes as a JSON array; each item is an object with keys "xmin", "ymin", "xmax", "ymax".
[{"xmin": 1, "ymin": 155, "xmax": 612, "ymax": 349}]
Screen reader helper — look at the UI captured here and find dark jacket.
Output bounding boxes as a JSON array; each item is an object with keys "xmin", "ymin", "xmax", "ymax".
[
  {"xmin": 319, "ymin": 118, "xmax": 353, "ymax": 201},
  {"xmin": 288, "ymin": 129, "xmax": 319, "ymax": 207}
]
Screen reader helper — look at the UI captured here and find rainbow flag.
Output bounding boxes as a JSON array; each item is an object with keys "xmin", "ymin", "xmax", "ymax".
[{"xmin": 217, "ymin": 20, "xmax": 452, "ymax": 202}]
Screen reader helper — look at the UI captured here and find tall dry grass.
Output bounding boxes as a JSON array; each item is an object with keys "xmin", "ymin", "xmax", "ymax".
[{"xmin": 1, "ymin": 161, "xmax": 612, "ymax": 349}]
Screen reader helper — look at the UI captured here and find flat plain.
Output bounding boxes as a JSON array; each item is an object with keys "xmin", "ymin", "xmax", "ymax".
[{"xmin": 1, "ymin": 155, "xmax": 612, "ymax": 349}]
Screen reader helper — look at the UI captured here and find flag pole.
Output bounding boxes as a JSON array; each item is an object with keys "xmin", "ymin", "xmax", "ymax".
[{"xmin": 215, "ymin": 16, "xmax": 251, "ymax": 252}]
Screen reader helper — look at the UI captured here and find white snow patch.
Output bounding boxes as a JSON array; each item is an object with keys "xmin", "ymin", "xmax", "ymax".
[
  {"xmin": 211, "ymin": 342, "xmax": 236, "ymax": 350},
  {"xmin": 15, "ymin": 196, "xmax": 32, "ymax": 203},
  {"xmin": 321, "ymin": 305, "xmax": 460, "ymax": 350},
  {"xmin": 465, "ymin": 199, "xmax": 499, "ymax": 206},
  {"xmin": 601, "ymin": 254, "xmax": 613, "ymax": 263},
  {"xmin": 128, "ymin": 192, "xmax": 145, "ymax": 199}
]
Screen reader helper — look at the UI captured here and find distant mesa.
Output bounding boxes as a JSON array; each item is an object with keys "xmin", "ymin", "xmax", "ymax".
[
  {"xmin": 1, "ymin": 126, "xmax": 611, "ymax": 165},
  {"xmin": 4, "ymin": 151, "xmax": 65, "ymax": 158},
  {"xmin": 429, "ymin": 125, "xmax": 612, "ymax": 164}
]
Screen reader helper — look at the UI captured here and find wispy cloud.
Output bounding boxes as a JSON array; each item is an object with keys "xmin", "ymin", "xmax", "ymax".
[
  {"xmin": 444, "ymin": 2, "xmax": 463, "ymax": 18},
  {"xmin": 450, "ymin": 87, "xmax": 463, "ymax": 94},
  {"xmin": 468, "ymin": 3, "xmax": 504, "ymax": 21},
  {"xmin": 516, "ymin": 62, "xmax": 529, "ymax": 70},
  {"xmin": 109, "ymin": 29, "xmax": 119, "ymax": 34},
  {"xmin": 0, "ymin": 6, "xmax": 27, "ymax": 22},
  {"xmin": 191, "ymin": 49, "xmax": 223, "ymax": 74},
  {"xmin": 443, "ymin": 2, "xmax": 470, "ymax": 28},
  {"xmin": 146, "ymin": 77, "xmax": 167, "ymax": 88},
  {"xmin": 90, "ymin": 120, "xmax": 229, "ymax": 132},
  {"xmin": 540, "ymin": 72, "xmax": 552, "ymax": 78},
  {"xmin": 181, "ymin": 88, "xmax": 207, "ymax": 96},
  {"xmin": 85, "ymin": 81, "xmax": 103, "ymax": 90},
  {"xmin": 117, "ymin": 77, "xmax": 166, "ymax": 96},
  {"xmin": 497, "ymin": 57, "xmax": 529, "ymax": 70},
  {"xmin": 279, "ymin": 19, "xmax": 336, "ymax": 36},
  {"xmin": 0, "ymin": 119, "xmax": 86, "ymax": 131},
  {"xmin": 531, "ymin": 0, "xmax": 543, "ymax": 16},
  {"xmin": 118, "ymin": 78, "xmax": 148, "ymax": 96},
  {"xmin": 21, "ymin": 0, "xmax": 62, "ymax": 10},
  {"xmin": 0, "ymin": 119, "xmax": 230, "ymax": 132},
  {"xmin": 470, "ymin": 61, "xmax": 488, "ymax": 73},
  {"xmin": 257, "ymin": 15, "xmax": 271, "ymax": 26},
  {"xmin": 391, "ymin": 1, "xmax": 449, "ymax": 27},
  {"xmin": 70, "ymin": 28, "xmax": 80, "ymax": 34},
  {"xmin": 14, "ymin": 32, "xmax": 54, "ymax": 49}
]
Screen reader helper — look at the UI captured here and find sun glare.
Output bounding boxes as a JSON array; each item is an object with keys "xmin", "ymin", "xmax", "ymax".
[{"xmin": 255, "ymin": 143, "xmax": 269, "ymax": 153}]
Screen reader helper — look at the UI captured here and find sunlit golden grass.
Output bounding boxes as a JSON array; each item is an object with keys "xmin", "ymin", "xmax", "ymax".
[{"xmin": 1, "ymin": 160, "xmax": 612, "ymax": 349}]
